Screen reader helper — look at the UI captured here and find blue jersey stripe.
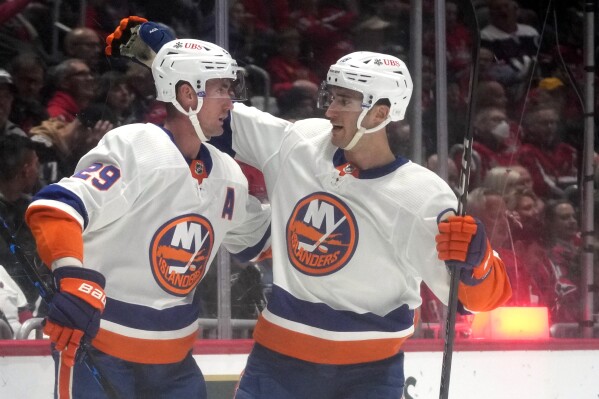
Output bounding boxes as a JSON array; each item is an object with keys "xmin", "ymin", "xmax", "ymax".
[
  {"xmin": 33, "ymin": 185, "xmax": 89, "ymax": 228},
  {"xmin": 232, "ymin": 224, "xmax": 271, "ymax": 262},
  {"xmin": 103, "ymin": 297, "xmax": 201, "ymax": 331},
  {"xmin": 268, "ymin": 285, "xmax": 414, "ymax": 333}
]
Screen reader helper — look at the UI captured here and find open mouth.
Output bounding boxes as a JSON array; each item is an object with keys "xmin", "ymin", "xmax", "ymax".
[{"xmin": 331, "ymin": 124, "xmax": 343, "ymax": 133}]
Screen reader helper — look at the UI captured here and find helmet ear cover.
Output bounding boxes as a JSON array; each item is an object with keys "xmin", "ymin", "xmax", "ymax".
[{"xmin": 321, "ymin": 52, "xmax": 413, "ymax": 121}]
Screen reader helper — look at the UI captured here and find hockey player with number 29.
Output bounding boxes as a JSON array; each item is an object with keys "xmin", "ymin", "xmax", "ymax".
[
  {"xmin": 25, "ymin": 19, "xmax": 270, "ymax": 398},
  {"xmin": 106, "ymin": 17, "xmax": 512, "ymax": 399}
]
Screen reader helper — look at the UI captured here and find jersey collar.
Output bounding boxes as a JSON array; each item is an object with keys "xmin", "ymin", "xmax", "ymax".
[
  {"xmin": 159, "ymin": 125, "xmax": 213, "ymax": 175},
  {"xmin": 332, "ymin": 148, "xmax": 409, "ymax": 179}
]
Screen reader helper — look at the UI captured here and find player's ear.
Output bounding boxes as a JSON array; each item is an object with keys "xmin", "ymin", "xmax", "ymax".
[
  {"xmin": 175, "ymin": 82, "xmax": 196, "ymax": 107},
  {"xmin": 372, "ymin": 103, "xmax": 390, "ymax": 123}
]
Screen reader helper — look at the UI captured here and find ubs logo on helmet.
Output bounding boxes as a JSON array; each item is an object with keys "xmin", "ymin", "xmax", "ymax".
[
  {"xmin": 150, "ymin": 214, "xmax": 214, "ymax": 296},
  {"xmin": 286, "ymin": 192, "xmax": 358, "ymax": 276}
]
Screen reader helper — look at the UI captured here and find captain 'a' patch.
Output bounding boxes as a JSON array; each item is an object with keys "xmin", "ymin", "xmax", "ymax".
[
  {"xmin": 150, "ymin": 214, "xmax": 214, "ymax": 296},
  {"xmin": 286, "ymin": 192, "xmax": 358, "ymax": 276}
]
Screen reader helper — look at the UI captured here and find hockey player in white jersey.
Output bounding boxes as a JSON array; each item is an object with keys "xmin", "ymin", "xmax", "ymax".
[
  {"xmin": 105, "ymin": 19, "xmax": 512, "ymax": 399},
  {"xmin": 25, "ymin": 19, "xmax": 270, "ymax": 399},
  {"xmin": 229, "ymin": 52, "xmax": 511, "ymax": 399}
]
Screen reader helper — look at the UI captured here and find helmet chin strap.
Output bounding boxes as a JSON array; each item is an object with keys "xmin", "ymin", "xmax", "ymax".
[
  {"xmin": 172, "ymin": 98, "xmax": 209, "ymax": 142},
  {"xmin": 341, "ymin": 109, "xmax": 392, "ymax": 151}
]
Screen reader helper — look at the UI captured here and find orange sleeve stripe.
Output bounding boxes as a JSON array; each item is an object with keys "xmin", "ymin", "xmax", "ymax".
[
  {"xmin": 253, "ymin": 315, "xmax": 410, "ymax": 365},
  {"xmin": 25, "ymin": 205, "xmax": 83, "ymax": 267},
  {"xmin": 92, "ymin": 328, "xmax": 198, "ymax": 364},
  {"xmin": 458, "ymin": 249, "xmax": 512, "ymax": 312}
]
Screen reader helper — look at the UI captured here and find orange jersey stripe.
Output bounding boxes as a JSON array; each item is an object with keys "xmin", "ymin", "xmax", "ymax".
[
  {"xmin": 253, "ymin": 315, "xmax": 410, "ymax": 365},
  {"xmin": 25, "ymin": 205, "xmax": 84, "ymax": 267},
  {"xmin": 92, "ymin": 328, "xmax": 198, "ymax": 364}
]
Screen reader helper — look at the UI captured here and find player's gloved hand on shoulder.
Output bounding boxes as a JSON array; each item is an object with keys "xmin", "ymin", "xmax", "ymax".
[
  {"xmin": 44, "ymin": 266, "xmax": 106, "ymax": 367},
  {"xmin": 436, "ymin": 213, "xmax": 493, "ymax": 286},
  {"xmin": 106, "ymin": 16, "xmax": 176, "ymax": 68}
]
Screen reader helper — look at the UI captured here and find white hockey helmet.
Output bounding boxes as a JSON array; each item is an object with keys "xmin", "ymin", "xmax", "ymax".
[
  {"xmin": 318, "ymin": 52, "xmax": 413, "ymax": 149},
  {"xmin": 152, "ymin": 39, "xmax": 246, "ymax": 102},
  {"xmin": 321, "ymin": 51, "xmax": 413, "ymax": 120},
  {"xmin": 151, "ymin": 39, "xmax": 246, "ymax": 141}
]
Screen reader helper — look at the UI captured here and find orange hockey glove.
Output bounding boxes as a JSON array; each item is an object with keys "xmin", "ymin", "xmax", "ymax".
[
  {"xmin": 436, "ymin": 214, "xmax": 492, "ymax": 286},
  {"xmin": 105, "ymin": 16, "xmax": 147, "ymax": 56}
]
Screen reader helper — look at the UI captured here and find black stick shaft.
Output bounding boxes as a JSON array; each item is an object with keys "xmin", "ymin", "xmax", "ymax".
[
  {"xmin": 0, "ymin": 218, "xmax": 120, "ymax": 399},
  {"xmin": 439, "ymin": 1, "xmax": 480, "ymax": 398}
]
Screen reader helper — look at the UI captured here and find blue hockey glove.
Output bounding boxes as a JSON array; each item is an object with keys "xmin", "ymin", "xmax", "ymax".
[
  {"xmin": 436, "ymin": 214, "xmax": 492, "ymax": 286},
  {"xmin": 44, "ymin": 266, "xmax": 106, "ymax": 367}
]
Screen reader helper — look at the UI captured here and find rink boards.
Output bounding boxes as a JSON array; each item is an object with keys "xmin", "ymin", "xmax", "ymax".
[{"xmin": 1, "ymin": 339, "xmax": 598, "ymax": 398}]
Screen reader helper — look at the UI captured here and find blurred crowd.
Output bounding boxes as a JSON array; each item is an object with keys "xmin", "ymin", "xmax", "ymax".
[{"xmin": 0, "ymin": 0, "xmax": 598, "ymax": 338}]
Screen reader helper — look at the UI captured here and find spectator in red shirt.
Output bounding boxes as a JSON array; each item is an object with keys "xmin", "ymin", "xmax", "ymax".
[
  {"xmin": 467, "ymin": 187, "xmax": 538, "ymax": 306},
  {"xmin": 515, "ymin": 104, "xmax": 577, "ymax": 199},
  {"xmin": 291, "ymin": 0, "xmax": 357, "ymax": 77},
  {"xmin": 543, "ymin": 199, "xmax": 582, "ymax": 323},
  {"xmin": 446, "ymin": 1, "xmax": 472, "ymax": 88},
  {"xmin": 450, "ymin": 106, "xmax": 516, "ymax": 188},
  {"xmin": 505, "ymin": 188, "xmax": 547, "ymax": 307},
  {"xmin": 46, "ymin": 59, "xmax": 97, "ymax": 122},
  {"xmin": 243, "ymin": 0, "xmax": 289, "ymax": 35},
  {"xmin": 266, "ymin": 28, "xmax": 320, "ymax": 99}
]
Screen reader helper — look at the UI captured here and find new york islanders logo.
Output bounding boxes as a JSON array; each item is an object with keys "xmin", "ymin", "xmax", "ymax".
[
  {"xmin": 286, "ymin": 192, "xmax": 358, "ymax": 276},
  {"xmin": 150, "ymin": 214, "xmax": 214, "ymax": 296}
]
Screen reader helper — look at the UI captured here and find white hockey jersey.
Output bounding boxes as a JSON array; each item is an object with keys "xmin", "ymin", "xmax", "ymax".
[
  {"xmin": 230, "ymin": 104, "xmax": 510, "ymax": 364},
  {"xmin": 26, "ymin": 123, "xmax": 270, "ymax": 363}
]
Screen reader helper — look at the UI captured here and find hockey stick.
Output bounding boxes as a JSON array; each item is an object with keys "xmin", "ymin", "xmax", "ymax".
[
  {"xmin": 0, "ymin": 217, "xmax": 120, "ymax": 399},
  {"xmin": 439, "ymin": 1, "xmax": 480, "ymax": 398}
]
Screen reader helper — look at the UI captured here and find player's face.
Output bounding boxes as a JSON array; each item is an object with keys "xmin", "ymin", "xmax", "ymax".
[
  {"xmin": 324, "ymin": 86, "xmax": 363, "ymax": 148},
  {"xmin": 198, "ymin": 78, "xmax": 234, "ymax": 137}
]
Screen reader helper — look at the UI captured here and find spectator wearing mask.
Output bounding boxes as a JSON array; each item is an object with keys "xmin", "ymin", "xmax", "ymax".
[{"xmin": 450, "ymin": 106, "xmax": 516, "ymax": 188}]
